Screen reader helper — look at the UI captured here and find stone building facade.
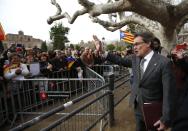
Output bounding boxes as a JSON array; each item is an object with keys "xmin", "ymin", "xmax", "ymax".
[{"xmin": 3, "ymin": 31, "xmax": 43, "ymax": 49}]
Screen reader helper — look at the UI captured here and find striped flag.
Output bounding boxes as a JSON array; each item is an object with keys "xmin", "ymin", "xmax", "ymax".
[
  {"xmin": 120, "ymin": 30, "xmax": 134, "ymax": 44},
  {"xmin": 0, "ymin": 22, "xmax": 6, "ymax": 41},
  {"xmin": 66, "ymin": 56, "xmax": 75, "ymax": 70}
]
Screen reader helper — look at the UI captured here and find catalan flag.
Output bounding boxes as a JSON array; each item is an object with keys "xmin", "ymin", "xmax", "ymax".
[
  {"xmin": 0, "ymin": 22, "xmax": 6, "ymax": 41},
  {"xmin": 66, "ymin": 56, "xmax": 75, "ymax": 70},
  {"xmin": 120, "ymin": 30, "xmax": 134, "ymax": 44}
]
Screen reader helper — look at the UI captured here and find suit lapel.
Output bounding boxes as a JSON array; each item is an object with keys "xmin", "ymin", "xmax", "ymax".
[
  {"xmin": 136, "ymin": 56, "xmax": 141, "ymax": 83},
  {"xmin": 140, "ymin": 53, "xmax": 158, "ymax": 83}
]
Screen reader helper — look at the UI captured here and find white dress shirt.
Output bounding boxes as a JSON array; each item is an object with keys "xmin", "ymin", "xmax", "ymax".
[{"xmin": 142, "ymin": 50, "xmax": 154, "ymax": 72}]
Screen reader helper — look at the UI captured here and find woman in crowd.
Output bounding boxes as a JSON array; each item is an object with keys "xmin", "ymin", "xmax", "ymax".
[
  {"xmin": 39, "ymin": 52, "xmax": 53, "ymax": 76},
  {"xmin": 4, "ymin": 52, "xmax": 29, "ymax": 80}
]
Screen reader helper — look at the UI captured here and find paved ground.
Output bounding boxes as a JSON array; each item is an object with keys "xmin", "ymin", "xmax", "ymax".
[{"xmin": 105, "ymin": 95, "xmax": 136, "ymax": 131}]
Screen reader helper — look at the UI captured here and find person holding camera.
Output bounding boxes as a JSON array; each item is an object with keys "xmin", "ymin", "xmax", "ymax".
[{"xmin": 171, "ymin": 42, "xmax": 188, "ymax": 131}]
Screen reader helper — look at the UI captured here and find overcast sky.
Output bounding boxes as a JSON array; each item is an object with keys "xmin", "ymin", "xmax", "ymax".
[{"xmin": 0, "ymin": 0, "xmax": 120, "ymax": 43}]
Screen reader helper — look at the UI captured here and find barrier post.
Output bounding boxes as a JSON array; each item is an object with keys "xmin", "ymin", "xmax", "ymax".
[{"xmin": 108, "ymin": 73, "xmax": 114, "ymax": 127}]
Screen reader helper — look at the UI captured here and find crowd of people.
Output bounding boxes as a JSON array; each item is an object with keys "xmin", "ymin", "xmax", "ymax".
[
  {"xmin": 0, "ymin": 44, "xmax": 105, "ymax": 81},
  {"xmin": 0, "ymin": 39, "xmax": 136, "ymax": 81},
  {"xmin": 0, "ymin": 32, "xmax": 188, "ymax": 131}
]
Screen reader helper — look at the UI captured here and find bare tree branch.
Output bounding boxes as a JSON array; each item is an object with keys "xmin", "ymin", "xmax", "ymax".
[
  {"xmin": 88, "ymin": 0, "xmax": 131, "ymax": 17},
  {"xmin": 78, "ymin": 0, "xmax": 94, "ymax": 8},
  {"xmin": 105, "ymin": 26, "xmax": 124, "ymax": 32},
  {"xmin": 51, "ymin": 0, "xmax": 62, "ymax": 15},
  {"xmin": 47, "ymin": 0, "xmax": 88, "ymax": 24},
  {"xmin": 47, "ymin": 9, "xmax": 88, "ymax": 24},
  {"xmin": 48, "ymin": 0, "xmax": 170, "ymax": 26},
  {"xmin": 91, "ymin": 16, "xmax": 124, "ymax": 31},
  {"xmin": 91, "ymin": 13, "xmax": 162, "ymax": 33},
  {"xmin": 48, "ymin": 0, "xmax": 131, "ymax": 24}
]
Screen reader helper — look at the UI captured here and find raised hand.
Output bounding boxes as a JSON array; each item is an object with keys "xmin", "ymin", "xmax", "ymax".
[{"xmin": 93, "ymin": 35, "xmax": 102, "ymax": 52}]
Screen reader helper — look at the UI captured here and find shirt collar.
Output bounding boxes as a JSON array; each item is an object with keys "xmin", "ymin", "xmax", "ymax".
[{"xmin": 143, "ymin": 50, "xmax": 154, "ymax": 61}]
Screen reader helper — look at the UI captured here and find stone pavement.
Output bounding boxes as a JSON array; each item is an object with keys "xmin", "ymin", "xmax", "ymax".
[{"xmin": 105, "ymin": 95, "xmax": 136, "ymax": 131}]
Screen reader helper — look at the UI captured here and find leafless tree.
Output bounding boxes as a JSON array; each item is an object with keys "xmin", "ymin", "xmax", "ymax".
[{"xmin": 48, "ymin": 0, "xmax": 188, "ymax": 50}]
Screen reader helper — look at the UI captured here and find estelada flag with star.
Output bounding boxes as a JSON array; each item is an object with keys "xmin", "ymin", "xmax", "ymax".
[
  {"xmin": 120, "ymin": 30, "xmax": 134, "ymax": 44},
  {"xmin": 0, "ymin": 22, "xmax": 6, "ymax": 41}
]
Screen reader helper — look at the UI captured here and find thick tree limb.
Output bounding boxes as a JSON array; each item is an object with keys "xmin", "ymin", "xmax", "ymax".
[
  {"xmin": 176, "ymin": 15, "xmax": 188, "ymax": 33},
  {"xmin": 78, "ymin": 0, "xmax": 94, "ymax": 8},
  {"xmin": 128, "ymin": 0, "xmax": 171, "ymax": 25},
  {"xmin": 175, "ymin": 1, "xmax": 188, "ymax": 24},
  {"xmin": 88, "ymin": 0, "xmax": 131, "ymax": 17},
  {"xmin": 91, "ymin": 13, "xmax": 161, "ymax": 33},
  {"xmin": 170, "ymin": 1, "xmax": 188, "ymax": 33}
]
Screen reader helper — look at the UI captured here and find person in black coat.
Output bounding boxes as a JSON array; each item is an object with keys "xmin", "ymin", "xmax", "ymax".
[{"xmin": 171, "ymin": 43, "xmax": 188, "ymax": 131}]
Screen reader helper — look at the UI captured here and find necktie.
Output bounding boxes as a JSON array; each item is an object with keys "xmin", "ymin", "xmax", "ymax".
[{"xmin": 140, "ymin": 58, "xmax": 146, "ymax": 80}]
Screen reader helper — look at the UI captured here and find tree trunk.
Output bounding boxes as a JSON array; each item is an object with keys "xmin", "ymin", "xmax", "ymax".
[{"xmin": 156, "ymin": 28, "xmax": 177, "ymax": 51}]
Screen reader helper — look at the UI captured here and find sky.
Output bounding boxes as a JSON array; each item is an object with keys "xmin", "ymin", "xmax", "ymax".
[{"xmin": 0, "ymin": 0, "xmax": 120, "ymax": 43}]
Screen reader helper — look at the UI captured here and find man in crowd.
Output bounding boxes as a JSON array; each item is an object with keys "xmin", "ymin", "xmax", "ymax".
[
  {"xmin": 151, "ymin": 37, "xmax": 169, "ymax": 57},
  {"xmin": 94, "ymin": 32, "xmax": 177, "ymax": 131},
  {"xmin": 80, "ymin": 47, "xmax": 94, "ymax": 67}
]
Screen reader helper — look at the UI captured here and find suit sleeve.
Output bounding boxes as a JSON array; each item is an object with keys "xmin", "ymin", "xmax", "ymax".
[
  {"xmin": 160, "ymin": 60, "xmax": 177, "ymax": 126},
  {"xmin": 106, "ymin": 53, "xmax": 132, "ymax": 68}
]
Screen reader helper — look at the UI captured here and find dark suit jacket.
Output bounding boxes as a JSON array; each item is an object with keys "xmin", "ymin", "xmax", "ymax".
[
  {"xmin": 106, "ymin": 52, "xmax": 177, "ymax": 126},
  {"xmin": 171, "ymin": 77, "xmax": 188, "ymax": 131}
]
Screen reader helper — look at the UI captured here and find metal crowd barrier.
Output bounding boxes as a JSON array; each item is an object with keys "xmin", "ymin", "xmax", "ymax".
[
  {"xmin": 0, "ymin": 81, "xmax": 9, "ymax": 126},
  {"xmin": 91, "ymin": 64, "xmax": 128, "ymax": 82},
  {"xmin": 1, "ymin": 67, "xmax": 104, "ymax": 129},
  {"xmin": 10, "ymin": 72, "xmax": 131, "ymax": 131},
  {"xmin": 46, "ymin": 69, "xmax": 79, "ymax": 78},
  {"xmin": 2, "ymin": 65, "xmax": 130, "ymax": 130},
  {"xmin": 10, "ymin": 75, "xmax": 112, "ymax": 131},
  {"xmin": 31, "ymin": 69, "xmax": 81, "ymax": 79}
]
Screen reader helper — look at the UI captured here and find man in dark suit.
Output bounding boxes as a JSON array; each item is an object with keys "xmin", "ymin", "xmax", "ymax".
[{"xmin": 93, "ymin": 32, "xmax": 177, "ymax": 131}]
